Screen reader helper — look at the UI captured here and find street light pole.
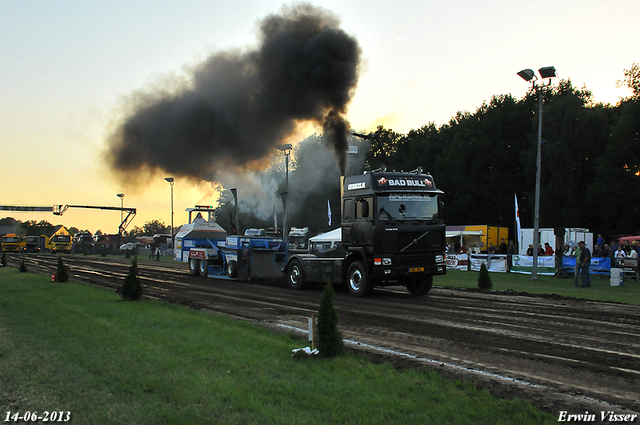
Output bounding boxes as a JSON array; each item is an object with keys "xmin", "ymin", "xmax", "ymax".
[
  {"xmin": 276, "ymin": 144, "xmax": 292, "ymax": 241},
  {"xmin": 518, "ymin": 66, "xmax": 556, "ymax": 280},
  {"xmin": 164, "ymin": 177, "xmax": 175, "ymax": 251},
  {"xmin": 116, "ymin": 193, "xmax": 124, "ymax": 235}
]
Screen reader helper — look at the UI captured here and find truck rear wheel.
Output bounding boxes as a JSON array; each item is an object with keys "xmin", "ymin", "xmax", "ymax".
[
  {"xmin": 347, "ymin": 261, "xmax": 371, "ymax": 297},
  {"xmin": 198, "ymin": 259, "xmax": 208, "ymax": 277},
  {"xmin": 406, "ymin": 275, "xmax": 433, "ymax": 296},
  {"xmin": 287, "ymin": 259, "xmax": 306, "ymax": 290},
  {"xmin": 189, "ymin": 258, "xmax": 199, "ymax": 276}
]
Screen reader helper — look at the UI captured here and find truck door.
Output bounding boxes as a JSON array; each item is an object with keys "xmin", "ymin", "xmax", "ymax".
[{"xmin": 342, "ymin": 197, "xmax": 373, "ymax": 247}]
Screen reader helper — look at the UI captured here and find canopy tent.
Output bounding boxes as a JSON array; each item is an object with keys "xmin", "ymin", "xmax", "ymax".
[
  {"xmin": 309, "ymin": 228, "xmax": 341, "ymax": 243},
  {"xmin": 446, "ymin": 230, "xmax": 484, "ymax": 253}
]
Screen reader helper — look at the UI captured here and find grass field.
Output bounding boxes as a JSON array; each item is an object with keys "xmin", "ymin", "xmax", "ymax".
[
  {"xmin": 435, "ymin": 269, "xmax": 640, "ymax": 305},
  {"xmin": 0, "ymin": 266, "xmax": 557, "ymax": 424}
]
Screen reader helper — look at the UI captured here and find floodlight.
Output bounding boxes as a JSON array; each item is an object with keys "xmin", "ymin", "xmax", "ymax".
[
  {"xmin": 164, "ymin": 177, "xmax": 174, "ymax": 183},
  {"xmin": 276, "ymin": 143, "xmax": 292, "ymax": 151},
  {"xmin": 538, "ymin": 66, "xmax": 557, "ymax": 79},
  {"xmin": 517, "ymin": 69, "xmax": 536, "ymax": 82}
]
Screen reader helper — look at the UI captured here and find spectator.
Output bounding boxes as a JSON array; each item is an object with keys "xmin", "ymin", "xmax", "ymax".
[
  {"xmin": 487, "ymin": 243, "xmax": 496, "ymax": 255},
  {"xmin": 593, "ymin": 244, "xmax": 602, "ymax": 257},
  {"xmin": 596, "ymin": 234, "xmax": 605, "ymax": 248},
  {"xmin": 573, "ymin": 243, "xmax": 582, "ymax": 287},
  {"xmin": 563, "ymin": 244, "xmax": 571, "ymax": 256},
  {"xmin": 526, "ymin": 244, "xmax": 533, "ymax": 256},
  {"xmin": 602, "ymin": 244, "xmax": 613, "ymax": 258},
  {"xmin": 544, "ymin": 242, "xmax": 554, "ymax": 256},
  {"xmin": 610, "ymin": 239, "xmax": 619, "ymax": 254},
  {"xmin": 578, "ymin": 241, "xmax": 591, "ymax": 288},
  {"xmin": 498, "ymin": 238, "xmax": 508, "ymax": 254},
  {"xmin": 622, "ymin": 239, "xmax": 631, "ymax": 255},
  {"xmin": 615, "ymin": 246, "xmax": 627, "ymax": 258},
  {"xmin": 506, "ymin": 240, "xmax": 517, "ymax": 272}
]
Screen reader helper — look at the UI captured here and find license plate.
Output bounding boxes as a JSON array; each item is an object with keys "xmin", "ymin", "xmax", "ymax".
[{"xmin": 409, "ymin": 267, "xmax": 424, "ymax": 272}]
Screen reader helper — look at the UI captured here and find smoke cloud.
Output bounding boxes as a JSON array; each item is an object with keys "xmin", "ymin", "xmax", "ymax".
[{"xmin": 106, "ymin": 3, "xmax": 361, "ymax": 181}]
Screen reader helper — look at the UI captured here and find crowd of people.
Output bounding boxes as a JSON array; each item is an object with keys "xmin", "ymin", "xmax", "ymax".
[{"xmin": 522, "ymin": 234, "xmax": 640, "ymax": 260}]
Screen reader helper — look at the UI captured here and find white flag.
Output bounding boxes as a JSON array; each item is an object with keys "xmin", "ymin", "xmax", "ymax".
[
  {"xmin": 327, "ymin": 199, "xmax": 332, "ymax": 227},
  {"xmin": 514, "ymin": 193, "xmax": 521, "ymax": 248}
]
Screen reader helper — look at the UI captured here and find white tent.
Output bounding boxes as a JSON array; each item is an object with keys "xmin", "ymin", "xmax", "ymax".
[
  {"xmin": 445, "ymin": 230, "xmax": 484, "ymax": 253},
  {"xmin": 309, "ymin": 228, "xmax": 341, "ymax": 243}
]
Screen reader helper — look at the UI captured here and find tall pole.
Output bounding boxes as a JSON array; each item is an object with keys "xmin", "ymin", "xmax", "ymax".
[
  {"xmin": 532, "ymin": 86, "xmax": 543, "ymax": 280},
  {"xmin": 170, "ymin": 181, "xmax": 174, "ymax": 240},
  {"xmin": 164, "ymin": 177, "xmax": 175, "ymax": 251},
  {"xmin": 116, "ymin": 193, "xmax": 124, "ymax": 235},
  {"xmin": 284, "ymin": 149, "xmax": 289, "ymax": 242},
  {"xmin": 275, "ymin": 144, "xmax": 292, "ymax": 241},
  {"xmin": 518, "ymin": 66, "xmax": 555, "ymax": 281}
]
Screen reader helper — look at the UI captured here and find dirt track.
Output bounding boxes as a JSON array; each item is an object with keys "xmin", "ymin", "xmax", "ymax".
[{"xmin": 7, "ymin": 253, "xmax": 640, "ymax": 420}]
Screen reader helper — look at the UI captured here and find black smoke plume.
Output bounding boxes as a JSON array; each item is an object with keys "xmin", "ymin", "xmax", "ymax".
[{"xmin": 106, "ymin": 3, "xmax": 361, "ymax": 180}]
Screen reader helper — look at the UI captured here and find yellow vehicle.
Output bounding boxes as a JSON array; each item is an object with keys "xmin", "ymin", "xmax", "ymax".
[
  {"xmin": 1, "ymin": 234, "xmax": 25, "ymax": 252},
  {"xmin": 51, "ymin": 234, "xmax": 72, "ymax": 254}
]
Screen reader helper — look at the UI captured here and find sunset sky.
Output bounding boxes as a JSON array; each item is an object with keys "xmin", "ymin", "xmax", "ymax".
[{"xmin": 1, "ymin": 0, "xmax": 637, "ymax": 233}]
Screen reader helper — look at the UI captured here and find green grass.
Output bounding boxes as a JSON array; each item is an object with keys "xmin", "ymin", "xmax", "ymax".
[
  {"xmin": 435, "ymin": 269, "xmax": 640, "ymax": 305},
  {"xmin": 0, "ymin": 267, "xmax": 556, "ymax": 424}
]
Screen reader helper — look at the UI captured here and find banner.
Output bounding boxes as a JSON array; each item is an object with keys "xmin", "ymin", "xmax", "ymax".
[
  {"xmin": 446, "ymin": 253, "xmax": 469, "ymax": 271},
  {"xmin": 470, "ymin": 254, "xmax": 508, "ymax": 273},
  {"xmin": 511, "ymin": 255, "xmax": 556, "ymax": 275},
  {"xmin": 561, "ymin": 257, "xmax": 612, "ymax": 275}
]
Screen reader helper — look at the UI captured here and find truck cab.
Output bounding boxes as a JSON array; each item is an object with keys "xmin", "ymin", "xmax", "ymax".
[
  {"xmin": 1, "ymin": 234, "xmax": 24, "ymax": 252},
  {"xmin": 285, "ymin": 168, "xmax": 446, "ymax": 297},
  {"xmin": 51, "ymin": 234, "xmax": 72, "ymax": 254}
]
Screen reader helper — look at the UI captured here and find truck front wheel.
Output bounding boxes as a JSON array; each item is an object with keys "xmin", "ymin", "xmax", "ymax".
[
  {"xmin": 406, "ymin": 275, "xmax": 433, "ymax": 296},
  {"xmin": 347, "ymin": 261, "xmax": 371, "ymax": 297},
  {"xmin": 287, "ymin": 259, "xmax": 306, "ymax": 290}
]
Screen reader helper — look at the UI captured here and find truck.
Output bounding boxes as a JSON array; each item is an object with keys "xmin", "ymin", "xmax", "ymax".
[
  {"xmin": 174, "ymin": 207, "xmax": 286, "ymax": 280},
  {"xmin": 288, "ymin": 227, "xmax": 309, "ymax": 251},
  {"xmin": 284, "ymin": 168, "xmax": 447, "ymax": 297},
  {"xmin": 51, "ymin": 234, "xmax": 72, "ymax": 254},
  {"xmin": 1, "ymin": 234, "xmax": 24, "ymax": 252},
  {"xmin": 24, "ymin": 235, "xmax": 43, "ymax": 252}
]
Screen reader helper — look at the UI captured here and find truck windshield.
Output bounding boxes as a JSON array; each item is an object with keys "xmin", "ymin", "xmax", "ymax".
[
  {"xmin": 2, "ymin": 237, "xmax": 19, "ymax": 243},
  {"xmin": 377, "ymin": 193, "xmax": 440, "ymax": 221},
  {"xmin": 53, "ymin": 236, "xmax": 71, "ymax": 242}
]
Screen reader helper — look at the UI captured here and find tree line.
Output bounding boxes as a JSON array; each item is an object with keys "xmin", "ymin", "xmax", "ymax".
[{"xmin": 0, "ymin": 217, "xmax": 170, "ymax": 240}]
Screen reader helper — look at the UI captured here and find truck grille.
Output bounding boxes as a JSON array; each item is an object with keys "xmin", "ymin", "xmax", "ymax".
[{"xmin": 380, "ymin": 227, "xmax": 444, "ymax": 254}]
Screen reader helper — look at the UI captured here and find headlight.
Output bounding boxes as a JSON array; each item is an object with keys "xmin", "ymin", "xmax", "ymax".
[{"xmin": 435, "ymin": 255, "xmax": 444, "ymax": 263}]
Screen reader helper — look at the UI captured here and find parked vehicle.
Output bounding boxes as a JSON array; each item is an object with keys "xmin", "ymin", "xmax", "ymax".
[{"xmin": 1, "ymin": 234, "xmax": 24, "ymax": 252}]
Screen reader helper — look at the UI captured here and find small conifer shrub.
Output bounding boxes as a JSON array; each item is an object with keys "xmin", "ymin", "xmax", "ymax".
[
  {"xmin": 316, "ymin": 283, "xmax": 343, "ymax": 358},
  {"xmin": 56, "ymin": 256, "xmax": 69, "ymax": 282},
  {"xmin": 478, "ymin": 262, "xmax": 492, "ymax": 290},
  {"xmin": 121, "ymin": 257, "xmax": 142, "ymax": 301},
  {"xmin": 19, "ymin": 257, "xmax": 28, "ymax": 273}
]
